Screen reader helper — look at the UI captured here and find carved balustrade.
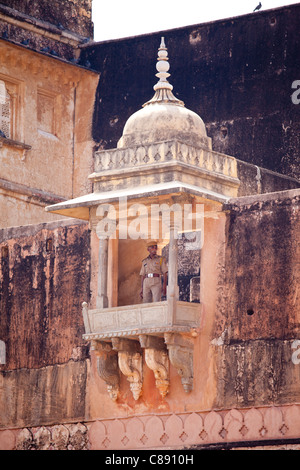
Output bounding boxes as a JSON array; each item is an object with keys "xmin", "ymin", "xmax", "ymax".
[{"xmin": 93, "ymin": 140, "xmax": 236, "ymax": 179}]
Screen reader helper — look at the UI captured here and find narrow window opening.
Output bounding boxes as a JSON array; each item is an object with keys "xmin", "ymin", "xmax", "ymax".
[
  {"xmin": 0, "ymin": 340, "xmax": 6, "ymax": 365},
  {"xmin": 46, "ymin": 238, "xmax": 53, "ymax": 252},
  {"xmin": 0, "ymin": 80, "xmax": 11, "ymax": 139},
  {"xmin": 220, "ymin": 126, "xmax": 228, "ymax": 139},
  {"xmin": 1, "ymin": 245, "xmax": 9, "ymax": 258}
]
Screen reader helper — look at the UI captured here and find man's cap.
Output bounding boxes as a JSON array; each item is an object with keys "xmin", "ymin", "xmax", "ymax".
[{"xmin": 147, "ymin": 240, "xmax": 158, "ymax": 248}]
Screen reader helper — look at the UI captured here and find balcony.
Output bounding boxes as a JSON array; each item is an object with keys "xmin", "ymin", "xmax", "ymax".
[{"xmin": 82, "ymin": 299, "xmax": 200, "ymax": 401}]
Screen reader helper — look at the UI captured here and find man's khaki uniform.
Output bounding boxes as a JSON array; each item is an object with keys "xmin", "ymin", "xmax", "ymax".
[{"xmin": 140, "ymin": 254, "xmax": 168, "ymax": 303}]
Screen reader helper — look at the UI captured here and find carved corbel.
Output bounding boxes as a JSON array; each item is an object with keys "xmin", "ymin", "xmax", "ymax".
[
  {"xmin": 164, "ymin": 333, "xmax": 194, "ymax": 393},
  {"xmin": 139, "ymin": 335, "xmax": 169, "ymax": 398},
  {"xmin": 21, "ymin": 145, "xmax": 31, "ymax": 161},
  {"xmin": 92, "ymin": 341, "xmax": 120, "ymax": 401},
  {"xmin": 82, "ymin": 302, "xmax": 91, "ymax": 334},
  {"xmin": 112, "ymin": 338, "xmax": 143, "ymax": 400}
]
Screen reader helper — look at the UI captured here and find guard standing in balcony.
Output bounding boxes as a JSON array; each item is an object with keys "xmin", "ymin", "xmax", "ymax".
[{"xmin": 140, "ymin": 241, "xmax": 168, "ymax": 303}]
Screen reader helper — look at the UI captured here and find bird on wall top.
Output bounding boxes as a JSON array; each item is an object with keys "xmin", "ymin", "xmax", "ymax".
[{"xmin": 253, "ymin": 2, "xmax": 262, "ymax": 11}]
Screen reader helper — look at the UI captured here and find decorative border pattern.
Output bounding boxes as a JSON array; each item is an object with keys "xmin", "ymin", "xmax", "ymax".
[
  {"xmin": 1, "ymin": 404, "xmax": 300, "ymax": 450},
  {"xmin": 87, "ymin": 404, "xmax": 300, "ymax": 450}
]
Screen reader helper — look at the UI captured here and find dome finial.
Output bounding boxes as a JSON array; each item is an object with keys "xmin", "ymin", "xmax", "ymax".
[{"xmin": 143, "ymin": 37, "xmax": 184, "ymax": 107}]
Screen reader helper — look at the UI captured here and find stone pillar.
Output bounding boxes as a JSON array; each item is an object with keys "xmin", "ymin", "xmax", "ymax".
[
  {"xmin": 107, "ymin": 238, "xmax": 118, "ymax": 307},
  {"xmin": 167, "ymin": 224, "xmax": 179, "ymax": 300},
  {"xmin": 96, "ymin": 238, "xmax": 108, "ymax": 308}
]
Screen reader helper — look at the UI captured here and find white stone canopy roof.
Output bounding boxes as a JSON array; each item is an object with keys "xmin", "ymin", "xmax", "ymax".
[{"xmin": 117, "ymin": 37, "xmax": 210, "ymax": 150}]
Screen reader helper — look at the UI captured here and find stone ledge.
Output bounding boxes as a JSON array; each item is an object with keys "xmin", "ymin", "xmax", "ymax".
[
  {"xmin": 227, "ymin": 187, "xmax": 300, "ymax": 207},
  {"xmin": 0, "ymin": 176, "xmax": 66, "ymax": 207},
  {"xmin": 0, "ymin": 136, "xmax": 31, "ymax": 152}
]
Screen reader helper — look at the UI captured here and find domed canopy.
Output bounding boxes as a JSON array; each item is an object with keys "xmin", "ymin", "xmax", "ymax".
[
  {"xmin": 45, "ymin": 38, "xmax": 239, "ymax": 224},
  {"xmin": 117, "ymin": 38, "xmax": 210, "ymax": 149}
]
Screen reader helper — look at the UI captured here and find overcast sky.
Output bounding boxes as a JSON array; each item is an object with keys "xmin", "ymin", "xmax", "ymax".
[{"xmin": 92, "ymin": 0, "xmax": 300, "ymax": 42}]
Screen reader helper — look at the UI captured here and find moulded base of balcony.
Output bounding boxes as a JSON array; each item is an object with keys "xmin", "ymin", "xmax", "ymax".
[{"xmin": 82, "ymin": 300, "xmax": 201, "ymax": 341}]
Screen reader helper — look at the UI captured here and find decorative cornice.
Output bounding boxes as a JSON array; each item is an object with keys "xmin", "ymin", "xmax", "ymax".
[
  {"xmin": 83, "ymin": 325, "xmax": 192, "ymax": 342},
  {"xmin": 0, "ymin": 176, "xmax": 66, "ymax": 206},
  {"xmin": 0, "ymin": 4, "xmax": 90, "ymax": 46},
  {"xmin": 0, "ymin": 40, "xmax": 98, "ymax": 85}
]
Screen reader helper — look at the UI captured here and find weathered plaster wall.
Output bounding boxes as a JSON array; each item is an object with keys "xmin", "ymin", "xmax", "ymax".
[
  {"xmin": 0, "ymin": 43, "xmax": 93, "ymax": 199},
  {"xmin": 80, "ymin": 4, "xmax": 300, "ymax": 180},
  {"xmin": 0, "ymin": 39, "xmax": 98, "ymax": 228},
  {"xmin": 214, "ymin": 188, "xmax": 300, "ymax": 408},
  {"xmin": 0, "ymin": 190, "xmax": 65, "ymax": 228},
  {"xmin": 236, "ymin": 159, "xmax": 300, "ymax": 197},
  {"xmin": 0, "ymin": 220, "xmax": 91, "ymax": 428}
]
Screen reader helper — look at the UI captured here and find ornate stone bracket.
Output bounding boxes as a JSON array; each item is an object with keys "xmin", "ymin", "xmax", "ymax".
[
  {"xmin": 92, "ymin": 340, "xmax": 120, "ymax": 401},
  {"xmin": 84, "ymin": 296, "xmax": 199, "ymax": 400},
  {"xmin": 112, "ymin": 338, "xmax": 143, "ymax": 401},
  {"xmin": 164, "ymin": 333, "xmax": 194, "ymax": 393},
  {"xmin": 89, "ymin": 330, "xmax": 196, "ymax": 400},
  {"xmin": 0, "ymin": 136, "xmax": 32, "ymax": 162},
  {"xmin": 139, "ymin": 335, "xmax": 170, "ymax": 398}
]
